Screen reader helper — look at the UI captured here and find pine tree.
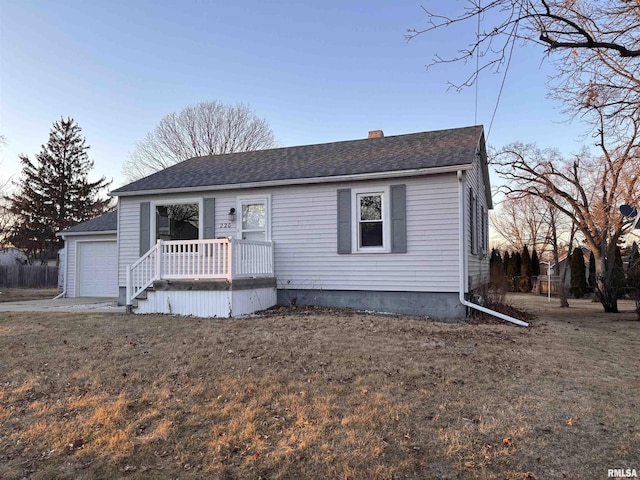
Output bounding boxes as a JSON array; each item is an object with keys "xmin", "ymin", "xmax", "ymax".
[
  {"xmin": 612, "ymin": 246, "xmax": 626, "ymax": 299},
  {"xmin": 627, "ymin": 242, "xmax": 640, "ymax": 320},
  {"xmin": 531, "ymin": 249, "xmax": 540, "ymax": 277},
  {"xmin": 506, "ymin": 251, "xmax": 521, "ymax": 292},
  {"xmin": 489, "ymin": 248, "xmax": 503, "ymax": 289},
  {"xmin": 570, "ymin": 249, "xmax": 587, "ymax": 298},
  {"xmin": 5, "ymin": 117, "xmax": 111, "ymax": 260},
  {"xmin": 588, "ymin": 251, "xmax": 596, "ymax": 292},
  {"xmin": 502, "ymin": 250, "xmax": 510, "ymax": 277},
  {"xmin": 519, "ymin": 245, "xmax": 533, "ymax": 292},
  {"xmin": 627, "ymin": 242, "xmax": 640, "ymax": 277}
]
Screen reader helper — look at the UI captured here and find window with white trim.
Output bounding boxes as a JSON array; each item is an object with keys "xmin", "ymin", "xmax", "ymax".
[
  {"xmin": 237, "ymin": 195, "xmax": 271, "ymax": 241},
  {"xmin": 352, "ymin": 187, "xmax": 390, "ymax": 252}
]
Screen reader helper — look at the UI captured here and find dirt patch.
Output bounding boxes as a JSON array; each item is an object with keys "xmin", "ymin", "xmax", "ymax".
[{"xmin": 0, "ymin": 295, "xmax": 638, "ymax": 479}]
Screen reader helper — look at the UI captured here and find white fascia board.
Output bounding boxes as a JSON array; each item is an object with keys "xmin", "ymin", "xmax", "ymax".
[
  {"xmin": 109, "ymin": 164, "xmax": 472, "ymax": 197},
  {"xmin": 56, "ymin": 230, "xmax": 117, "ymax": 238}
]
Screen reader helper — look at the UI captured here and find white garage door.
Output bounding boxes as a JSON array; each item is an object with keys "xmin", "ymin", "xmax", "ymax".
[{"xmin": 77, "ymin": 241, "xmax": 118, "ymax": 297}]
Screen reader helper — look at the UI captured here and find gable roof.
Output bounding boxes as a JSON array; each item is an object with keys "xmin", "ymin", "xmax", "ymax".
[
  {"xmin": 111, "ymin": 125, "xmax": 486, "ymax": 196},
  {"xmin": 59, "ymin": 210, "xmax": 118, "ymax": 235}
]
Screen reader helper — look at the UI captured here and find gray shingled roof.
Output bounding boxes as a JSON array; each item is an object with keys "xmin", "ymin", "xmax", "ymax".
[
  {"xmin": 111, "ymin": 126, "xmax": 484, "ymax": 195},
  {"xmin": 61, "ymin": 210, "xmax": 117, "ymax": 234}
]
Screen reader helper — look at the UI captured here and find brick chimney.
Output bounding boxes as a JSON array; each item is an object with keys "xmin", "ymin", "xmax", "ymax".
[{"xmin": 368, "ymin": 130, "xmax": 384, "ymax": 139}]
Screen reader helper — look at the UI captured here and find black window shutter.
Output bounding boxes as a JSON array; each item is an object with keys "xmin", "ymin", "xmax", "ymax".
[
  {"xmin": 203, "ymin": 198, "xmax": 215, "ymax": 239},
  {"xmin": 390, "ymin": 184, "xmax": 407, "ymax": 253},
  {"xmin": 337, "ymin": 189, "xmax": 352, "ymax": 254},
  {"xmin": 139, "ymin": 201, "xmax": 150, "ymax": 256}
]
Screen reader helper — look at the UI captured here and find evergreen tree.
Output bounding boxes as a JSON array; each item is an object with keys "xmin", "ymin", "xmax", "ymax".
[
  {"xmin": 588, "ymin": 250, "xmax": 596, "ymax": 291},
  {"xmin": 531, "ymin": 249, "xmax": 540, "ymax": 277},
  {"xmin": 507, "ymin": 251, "xmax": 521, "ymax": 292},
  {"xmin": 519, "ymin": 245, "xmax": 533, "ymax": 292},
  {"xmin": 612, "ymin": 246, "xmax": 626, "ymax": 299},
  {"xmin": 489, "ymin": 248, "xmax": 503, "ymax": 289},
  {"xmin": 502, "ymin": 250, "xmax": 510, "ymax": 277},
  {"xmin": 627, "ymin": 242, "xmax": 640, "ymax": 320},
  {"xmin": 627, "ymin": 242, "xmax": 640, "ymax": 277},
  {"xmin": 5, "ymin": 117, "xmax": 111, "ymax": 260},
  {"xmin": 570, "ymin": 249, "xmax": 587, "ymax": 298}
]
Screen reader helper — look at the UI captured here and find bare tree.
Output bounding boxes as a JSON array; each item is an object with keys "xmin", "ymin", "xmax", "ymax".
[
  {"xmin": 493, "ymin": 114, "xmax": 640, "ymax": 312},
  {"xmin": 408, "ymin": 1, "xmax": 640, "ymax": 82},
  {"xmin": 490, "ymin": 194, "xmax": 553, "ymax": 254},
  {"xmin": 407, "ymin": 1, "xmax": 640, "ymax": 125},
  {"xmin": 122, "ymin": 101, "xmax": 278, "ymax": 181},
  {"xmin": 546, "ymin": 206, "xmax": 578, "ymax": 308}
]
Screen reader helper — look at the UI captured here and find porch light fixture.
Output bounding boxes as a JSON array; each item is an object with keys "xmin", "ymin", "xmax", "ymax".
[{"xmin": 228, "ymin": 208, "xmax": 236, "ymax": 222}]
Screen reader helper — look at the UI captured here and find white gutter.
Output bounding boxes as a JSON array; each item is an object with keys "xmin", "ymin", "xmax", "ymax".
[
  {"xmin": 110, "ymin": 164, "xmax": 473, "ymax": 197},
  {"xmin": 457, "ymin": 170, "xmax": 529, "ymax": 327}
]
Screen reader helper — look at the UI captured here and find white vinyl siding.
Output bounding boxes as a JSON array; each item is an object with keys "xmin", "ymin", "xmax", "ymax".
[
  {"xmin": 465, "ymin": 151, "xmax": 490, "ymax": 291},
  {"xmin": 273, "ymin": 176, "xmax": 459, "ymax": 292},
  {"xmin": 117, "ymin": 174, "xmax": 461, "ymax": 293}
]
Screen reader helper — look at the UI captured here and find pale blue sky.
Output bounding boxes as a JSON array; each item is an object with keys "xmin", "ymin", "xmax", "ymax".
[{"xmin": 0, "ymin": 0, "xmax": 589, "ymax": 190}]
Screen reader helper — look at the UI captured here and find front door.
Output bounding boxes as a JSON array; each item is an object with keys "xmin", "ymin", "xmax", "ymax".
[{"xmin": 238, "ymin": 197, "xmax": 269, "ymax": 241}]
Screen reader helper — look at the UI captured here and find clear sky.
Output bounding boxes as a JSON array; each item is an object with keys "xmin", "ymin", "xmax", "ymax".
[{"xmin": 0, "ymin": 0, "xmax": 590, "ymax": 191}]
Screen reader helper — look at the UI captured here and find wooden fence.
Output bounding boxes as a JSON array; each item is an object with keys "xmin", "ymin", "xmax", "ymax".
[{"xmin": 0, "ymin": 265, "xmax": 59, "ymax": 289}]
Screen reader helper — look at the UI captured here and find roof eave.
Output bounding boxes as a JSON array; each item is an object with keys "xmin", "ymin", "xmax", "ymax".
[
  {"xmin": 110, "ymin": 164, "xmax": 474, "ymax": 198},
  {"xmin": 57, "ymin": 230, "xmax": 117, "ymax": 238}
]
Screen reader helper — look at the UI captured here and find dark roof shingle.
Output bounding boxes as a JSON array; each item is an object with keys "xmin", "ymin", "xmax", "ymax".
[
  {"xmin": 62, "ymin": 210, "xmax": 118, "ymax": 234},
  {"xmin": 111, "ymin": 126, "xmax": 483, "ymax": 195}
]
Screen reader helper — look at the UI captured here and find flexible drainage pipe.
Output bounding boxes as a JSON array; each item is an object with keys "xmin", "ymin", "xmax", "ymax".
[{"xmin": 457, "ymin": 170, "xmax": 529, "ymax": 327}]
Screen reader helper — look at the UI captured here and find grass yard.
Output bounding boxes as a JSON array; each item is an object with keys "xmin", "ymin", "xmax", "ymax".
[
  {"xmin": 0, "ymin": 288, "xmax": 58, "ymax": 303},
  {"xmin": 0, "ymin": 295, "xmax": 638, "ymax": 479}
]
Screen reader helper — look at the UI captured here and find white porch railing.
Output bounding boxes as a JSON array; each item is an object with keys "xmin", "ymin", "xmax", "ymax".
[{"xmin": 126, "ymin": 238, "xmax": 274, "ymax": 306}]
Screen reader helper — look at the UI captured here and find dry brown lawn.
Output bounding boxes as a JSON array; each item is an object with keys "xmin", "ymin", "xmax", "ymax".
[
  {"xmin": 0, "ymin": 294, "xmax": 638, "ymax": 479},
  {"xmin": 0, "ymin": 288, "xmax": 58, "ymax": 303}
]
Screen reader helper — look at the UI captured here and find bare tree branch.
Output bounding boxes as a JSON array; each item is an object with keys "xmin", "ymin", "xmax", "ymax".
[
  {"xmin": 492, "ymin": 114, "xmax": 640, "ymax": 311},
  {"xmin": 122, "ymin": 101, "xmax": 278, "ymax": 182},
  {"xmin": 408, "ymin": 1, "xmax": 640, "ymax": 123}
]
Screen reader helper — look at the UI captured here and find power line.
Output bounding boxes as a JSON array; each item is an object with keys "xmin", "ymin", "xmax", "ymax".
[
  {"xmin": 475, "ymin": 1, "xmax": 481, "ymax": 126},
  {"xmin": 486, "ymin": 13, "xmax": 520, "ymax": 143}
]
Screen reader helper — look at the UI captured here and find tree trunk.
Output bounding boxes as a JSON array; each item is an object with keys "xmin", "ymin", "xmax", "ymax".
[{"xmin": 594, "ymin": 253, "xmax": 619, "ymax": 313}]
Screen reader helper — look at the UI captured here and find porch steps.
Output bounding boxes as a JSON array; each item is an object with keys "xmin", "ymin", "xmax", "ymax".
[{"xmin": 129, "ymin": 277, "xmax": 277, "ymax": 318}]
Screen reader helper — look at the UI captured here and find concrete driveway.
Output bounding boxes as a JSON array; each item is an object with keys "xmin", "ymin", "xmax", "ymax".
[{"xmin": 0, "ymin": 297, "xmax": 125, "ymax": 313}]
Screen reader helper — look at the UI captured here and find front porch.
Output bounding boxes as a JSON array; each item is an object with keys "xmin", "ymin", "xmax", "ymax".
[{"xmin": 126, "ymin": 238, "xmax": 276, "ymax": 317}]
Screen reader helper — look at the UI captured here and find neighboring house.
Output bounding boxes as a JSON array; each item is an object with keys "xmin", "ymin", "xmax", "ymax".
[
  {"xmin": 0, "ymin": 247, "xmax": 28, "ymax": 266},
  {"xmin": 554, "ymin": 246, "xmax": 591, "ymax": 289},
  {"xmin": 97, "ymin": 125, "xmax": 493, "ymax": 319},
  {"xmin": 57, "ymin": 210, "xmax": 118, "ymax": 297}
]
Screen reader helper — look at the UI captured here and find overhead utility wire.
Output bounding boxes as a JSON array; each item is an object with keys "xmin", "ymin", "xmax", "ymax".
[{"xmin": 486, "ymin": 10, "xmax": 521, "ymax": 143}]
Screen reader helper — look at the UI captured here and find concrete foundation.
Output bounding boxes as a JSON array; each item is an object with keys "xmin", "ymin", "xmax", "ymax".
[{"xmin": 277, "ymin": 289, "xmax": 466, "ymax": 320}]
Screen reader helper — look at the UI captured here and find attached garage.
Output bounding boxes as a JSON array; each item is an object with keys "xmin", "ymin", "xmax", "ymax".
[
  {"xmin": 57, "ymin": 210, "xmax": 118, "ymax": 298},
  {"xmin": 76, "ymin": 240, "xmax": 118, "ymax": 296}
]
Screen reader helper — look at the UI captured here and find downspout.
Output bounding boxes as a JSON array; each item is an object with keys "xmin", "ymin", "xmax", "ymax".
[
  {"xmin": 53, "ymin": 235, "xmax": 67, "ymax": 300},
  {"xmin": 457, "ymin": 170, "xmax": 528, "ymax": 327}
]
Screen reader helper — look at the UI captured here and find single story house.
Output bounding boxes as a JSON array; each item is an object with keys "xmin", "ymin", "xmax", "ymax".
[{"xmin": 59, "ymin": 126, "xmax": 494, "ymax": 320}]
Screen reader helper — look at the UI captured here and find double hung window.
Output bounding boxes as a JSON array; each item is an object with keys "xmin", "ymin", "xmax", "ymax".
[{"xmin": 352, "ymin": 187, "xmax": 389, "ymax": 252}]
